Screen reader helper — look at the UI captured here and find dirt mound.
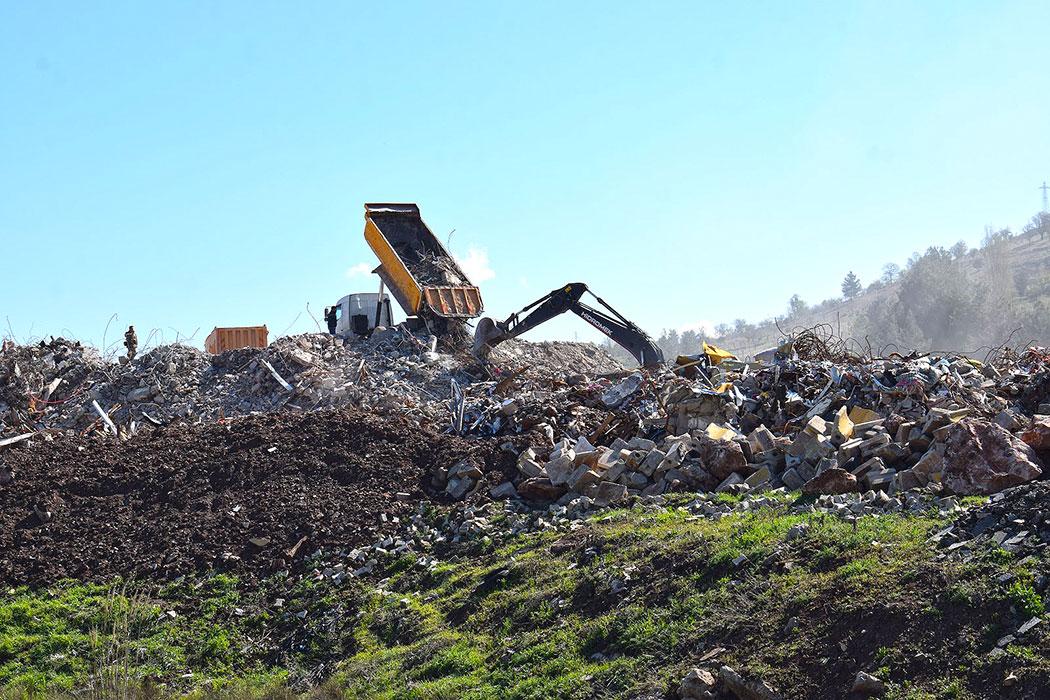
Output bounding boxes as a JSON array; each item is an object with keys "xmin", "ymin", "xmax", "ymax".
[{"xmin": 0, "ymin": 409, "xmax": 508, "ymax": 586}]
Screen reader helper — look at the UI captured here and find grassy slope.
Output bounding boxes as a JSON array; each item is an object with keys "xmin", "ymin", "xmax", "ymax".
[{"xmin": 3, "ymin": 498, "xmax": 1049, "ymax": 699}]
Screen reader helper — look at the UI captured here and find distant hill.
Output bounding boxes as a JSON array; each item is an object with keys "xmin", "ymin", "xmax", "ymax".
[{"xmin": 606, "ymin": 215, "xmax": 1050, "ymax": 363}]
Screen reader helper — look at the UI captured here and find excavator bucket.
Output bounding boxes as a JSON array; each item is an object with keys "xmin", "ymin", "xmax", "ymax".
[{"xmin": 472, "ymin": 317, "xmax": 506, "ymax": 360}]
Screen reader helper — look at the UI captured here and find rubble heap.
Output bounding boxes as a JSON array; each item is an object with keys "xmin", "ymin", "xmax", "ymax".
[
  {"xmin": 4, "ymin": 329, "xmax": 1050, "ymax": 511},
  {"xmin": 0, "ymin": 331, "xmax": 625, "ymax": 438},
  {"xmin": 478, "ymin": 345, "xmax": 1050, "ymax": 506},
  {"xmin": 934, "ymin": 477, "xmax": 1050, "ymax": 562}
]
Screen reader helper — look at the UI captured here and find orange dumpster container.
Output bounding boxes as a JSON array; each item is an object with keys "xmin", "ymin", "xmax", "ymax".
[{"xmin": 205, "ymin": 326, "xmax": 268, "ymax": 354}]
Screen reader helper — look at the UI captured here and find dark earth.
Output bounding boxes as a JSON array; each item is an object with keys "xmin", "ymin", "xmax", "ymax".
[{"xmin": 0, "ymin": 409, "xmax": 508, "ymax": 586}]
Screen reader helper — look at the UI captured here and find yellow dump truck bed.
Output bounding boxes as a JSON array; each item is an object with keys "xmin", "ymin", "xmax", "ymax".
[{"xmin": 363, "ymin": 203, "xmax": 484, "ymax": 319}]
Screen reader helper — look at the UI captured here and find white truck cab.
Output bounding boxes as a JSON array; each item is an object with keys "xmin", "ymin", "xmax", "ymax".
[{"xmin": 330, "ymin": 293, "xmax": 393, "ymax": 336}]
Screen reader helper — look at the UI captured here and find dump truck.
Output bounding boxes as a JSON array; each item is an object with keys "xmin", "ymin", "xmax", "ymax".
[{"xmin": 362, "ymin": 203, "xmax": 483, "ymax": 334}]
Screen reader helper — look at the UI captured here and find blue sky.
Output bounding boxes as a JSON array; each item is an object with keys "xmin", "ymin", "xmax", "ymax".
[{"xmin": 2, "ymin": 1, "xmax": 1049, "ymax": 352}]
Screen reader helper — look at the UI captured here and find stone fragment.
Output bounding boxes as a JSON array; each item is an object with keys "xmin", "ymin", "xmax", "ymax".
[
  {"xmin": 679, "ymin": 667, "xmax": 717, "ymax": 699},
  {"xmin": 851, "ymin": 671, "xmax": 886, "ymax": 696},
  {"xmin": 942, "ymin": 419, "xmax": 1043, "ymax": 495},
  {"xmin": 591, "ymin": 480, "xmax": 628, "ymax": 507},
  {"xmin": 995, "ymin": 410, "xmax": 1023, "ymax": 432},
  {"xmin": 445, "ymin": 477, "xmax": 473, "ymax": 499},
  {"xmin": 781, "ymin": 467, "xmax": 805, "ymax": 491},
  {"xmin": 802, "ymin": 467, "xmax": 857, "ymax": 495},
  {"xmin": 517, "ymin": 477, "xmax": 566, "ymax": 501},
  {"xmin": 127, "ymin": 387, "xmax": 152, "ymax": 402},
  {"xmin": 489, "ymin": 481, "xmax": 518, "ymax": 499},
  {"xmin": 695, "ymin": 435, "xmax": 748, "ymax": 480},
  {"xmin": 718, "ymin": 665, "xmax": 782, "ymax": 700},
  {"xmin": 1021, "ymin": 418, "xmax": 1050, "ymax": 457}
]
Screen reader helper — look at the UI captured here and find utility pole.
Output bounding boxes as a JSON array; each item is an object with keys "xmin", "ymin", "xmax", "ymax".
[{"xmin": 1041, "ymin": 181, "xmax": 1049, "ymax": 213}]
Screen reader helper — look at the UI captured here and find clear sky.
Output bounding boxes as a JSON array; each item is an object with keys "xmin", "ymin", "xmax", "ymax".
[{"xmin": 2, "ymin": 2, "xmax": 1049, "ymax": 353}]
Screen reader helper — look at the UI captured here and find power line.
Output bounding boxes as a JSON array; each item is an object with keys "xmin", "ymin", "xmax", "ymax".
[{"xmin": 1040, "ymin": 181, "xmax": 1049, "ymax": 213}]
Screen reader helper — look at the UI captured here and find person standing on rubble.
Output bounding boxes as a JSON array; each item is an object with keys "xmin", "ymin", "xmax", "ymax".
[
  {"xmin": 123, "ymin": 325, "xmax": 138, "ymax": 361},
  {"xmin": 325, "ymin": 306, "xmax": 337, "ymax": 335}
]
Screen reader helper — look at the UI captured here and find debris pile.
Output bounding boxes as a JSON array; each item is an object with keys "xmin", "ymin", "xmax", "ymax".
[
  {"xmin": 487, "ymin": 343, "xmax": 1050, "ymax": 504},
  {"xmin": 0, "ymin": 332, "xmax": 625, "ymax": 439},
  {"xmin": 4, "ymin": 329, "xmax": 1050, "ymax": 517},
  {"xmin": 934, "ymin": 478, "xmax": 1050, "ymax": 563}
]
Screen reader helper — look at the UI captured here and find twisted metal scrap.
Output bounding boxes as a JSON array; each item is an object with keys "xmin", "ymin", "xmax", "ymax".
[{"xmin": 777, "ymin": 322, "xmax": 868, "ymax": 364}]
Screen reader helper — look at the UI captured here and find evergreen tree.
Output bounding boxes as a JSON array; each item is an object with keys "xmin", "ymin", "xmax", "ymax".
[{"xmin": 841, "ymin": 271, "xmax": 862, "ymax": 299}]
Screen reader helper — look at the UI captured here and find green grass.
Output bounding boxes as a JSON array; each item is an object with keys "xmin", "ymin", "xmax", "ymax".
[
  {"xmin": 4, "ymin": 501, "xmax": 1050, "ymax": 699},
  {"xmin": 331, "ymin": 504, "xmax": 1027, "ymax": 699}
]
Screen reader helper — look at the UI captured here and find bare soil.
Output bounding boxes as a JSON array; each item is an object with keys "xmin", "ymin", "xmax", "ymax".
[{"xmin": 0, "ymin": 409, "xmax": 509, "ymax": 586}]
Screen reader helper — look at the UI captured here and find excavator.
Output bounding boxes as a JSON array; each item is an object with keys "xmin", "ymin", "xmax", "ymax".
[{"xmin": 472, "ymin": 283, "xmax": 665, "ymax": 367}]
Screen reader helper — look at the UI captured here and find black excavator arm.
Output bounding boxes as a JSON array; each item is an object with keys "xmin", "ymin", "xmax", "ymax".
[{"xmin": 473, "ymin": 283, "xmax": 665, "ymax": 366}]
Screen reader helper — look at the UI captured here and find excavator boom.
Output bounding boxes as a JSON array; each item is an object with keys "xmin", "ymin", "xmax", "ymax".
[{"xmin": 473, "ymin": 283, "xmax": 664, "ymax": 366}]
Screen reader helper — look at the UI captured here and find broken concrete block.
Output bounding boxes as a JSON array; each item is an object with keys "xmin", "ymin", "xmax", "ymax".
[
  {"xmin": 745, "ymin": 465, "xmax": 771, "ymax": 488},
  {"xmin": 546, "ymin": 453, "xmax": 576, "ymax": 486},
  {"xmin": 802, "ymin": 467, "xmax": 857, "ymax": 495},
  {"xmin": 641, "ymin": 479, "xmax": 666, "ymax": 497},
  {"xmin": 804, "ymin": 415, "xmax": 828, "ymax": 436},
  {"xmin": 449, "ymin": 461, "xmax": 483, "ymax": 480},
  {"xmin": 896, "ymin": 468, "xmax": 921, "ymax": 491},
  {"xmin": 716, "ymin": 472, "xmax": 745, "ymax": 493},
  {"xmin": 781, "ymin": 467, "xmax": 805, "ymax": 490},
  {"xmin": 638, "ymin": 449, "xmax": 666, "ymax": 477},
  {"xmin": 625, "ymin": 449, "xmax": 649, "ymax": 470},
  {"xmin": 864, "ymin": 467, "xmax": 896, "ymax": 491},
  {"xmin": 600, "ymin": 459, "xmax": 626, "ymax": 484},
  {"xmin": 623, "ymin": 471, "xmax": 649, "ymax": 489},
  {"xmin": 626, "ymin": 437, "xmax": 656, "ymax": 452},
  {"xmin": 517, "ymin": 458, "xmax": 545, "ymax": 478},
  {"xmin": 747, "ymin": 425, "xmax": 777, "ymax": 455},
  {"xmin": 851, "ymin": 456, "xmax": 885, "ymax": 479},
  {"xmin": 489, "ymin": 481, "xmax": 518, "ymax": 499},
  {"xmin": 445, "ymin": 477, "xmax": 473, "ymax": 499},
  {"xmin": 591, "ymin": 480, "xmax": 628, "ymax": 507},
  {"xmin": 567, "ymin": 465, "xmax": 602, "ymax": 491}
]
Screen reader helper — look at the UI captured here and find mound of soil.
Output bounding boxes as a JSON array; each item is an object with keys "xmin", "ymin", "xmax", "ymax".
[{"xmin": 0, "ymin": 409, "xmax": 506, "ymax": 586}]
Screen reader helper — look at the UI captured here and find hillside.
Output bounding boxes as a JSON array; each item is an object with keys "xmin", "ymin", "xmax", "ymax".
[{"xmin": 626, "ymin": 219, "xmax": 1050, "ymax": 363}]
